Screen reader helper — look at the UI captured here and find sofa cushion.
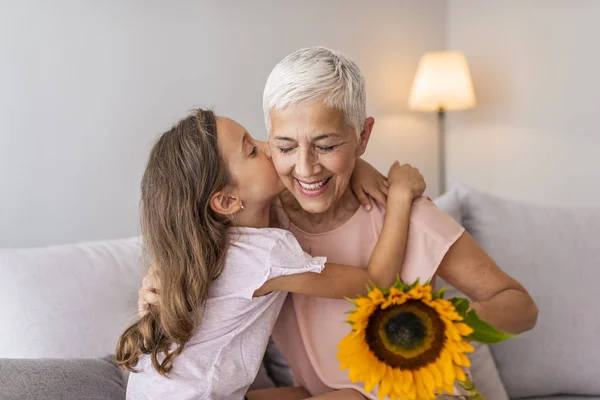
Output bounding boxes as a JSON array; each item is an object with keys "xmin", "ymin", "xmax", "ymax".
[
  {"xmin": 0, "ymin": 237, "xmax": 144, "ymax": 358},
  {"xmin": 453, "ymin": 183, "xmax": 600, "ymax": 398},
  {"xmin": 522, "ymin": 398, "xmax": 600, "ymax": 400},
  {"xmin": 0, "ymin": 237, "xmax": 285, "ymax": 391},
  {"xmin": 0, "ymin": 357, "xmax": 126, "ymax": 400}
]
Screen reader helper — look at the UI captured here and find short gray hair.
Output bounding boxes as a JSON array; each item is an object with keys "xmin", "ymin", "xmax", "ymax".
[{"xmin": 263, "ymin": 46, "xmax": 366, "ymax": 136}]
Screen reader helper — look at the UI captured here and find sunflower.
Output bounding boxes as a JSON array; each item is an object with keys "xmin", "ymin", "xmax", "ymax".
[{"xmin": 338, "ymin": 280, "xmax": 505, "ymax": 400}]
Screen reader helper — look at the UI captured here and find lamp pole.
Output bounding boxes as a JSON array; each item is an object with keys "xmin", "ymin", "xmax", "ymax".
[{"xmin": 437, "ymin": 107, "xmax": 446, "ymax": 194}]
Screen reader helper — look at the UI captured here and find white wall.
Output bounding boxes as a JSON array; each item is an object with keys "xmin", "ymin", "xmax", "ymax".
[
  {"xmin": 0, "ymin": 0, "xmax": 446, "ymax": 248},
  {"xmin": 446, "ymin": 0, "xmax": 600, "ymax": 207}
]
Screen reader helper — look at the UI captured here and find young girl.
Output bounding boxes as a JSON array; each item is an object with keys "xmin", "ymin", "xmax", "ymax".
[{"xmin": 116, "ymin": 109, "xmax": 425, "ymax": 400}]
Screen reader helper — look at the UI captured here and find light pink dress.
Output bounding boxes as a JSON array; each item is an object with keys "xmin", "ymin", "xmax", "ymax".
[{"xmin": 272, "ymin": 197, "xmax": 465, "ymax": 399}]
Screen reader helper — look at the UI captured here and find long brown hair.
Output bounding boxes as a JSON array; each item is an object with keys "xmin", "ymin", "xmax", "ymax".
[{"xmin": 116, "ymin": 109, "xmax": 232, "ymax": 376}]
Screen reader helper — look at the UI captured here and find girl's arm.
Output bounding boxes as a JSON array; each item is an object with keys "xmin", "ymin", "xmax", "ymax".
[{"xmin": 255, "ymin": 162, "xmax": 424, "ymax": 299}]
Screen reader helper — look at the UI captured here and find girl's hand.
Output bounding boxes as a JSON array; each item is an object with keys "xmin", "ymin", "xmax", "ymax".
[
  {"xmin": 137, "ymin": 264, "xmax": 160, "ymax": 316},
  {"xmin": 351, "ymin": 158, "xmax": 389, "ymax": 211},
  {"xmin": 387, "ymin": 161, "xmax": 426, "ymax": 199}
]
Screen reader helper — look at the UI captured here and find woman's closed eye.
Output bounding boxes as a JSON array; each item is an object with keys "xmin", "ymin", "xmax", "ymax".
[
  {"xmin": 277, "ymin": 145, "xmax": 337, "ymax": 154},
  {"xmin": 278, "ymin": 147, "xmax": 294, "ymax": 154},
  {"xmin": 316, "ymin": 145, "xmax": 337, "ymax": 153}
]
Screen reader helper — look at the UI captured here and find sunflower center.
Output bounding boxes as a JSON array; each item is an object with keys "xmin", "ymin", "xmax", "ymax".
[
  {"xmin": 384, "ymin": 312, "xmax": 426, "ymax": 350},
  {"xmin": 365, "ymin": 300, "xmax": 446, "ymax": 370}
]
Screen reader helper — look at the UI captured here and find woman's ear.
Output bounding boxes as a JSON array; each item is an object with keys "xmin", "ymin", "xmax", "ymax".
[
  {"xmin": 210, "ymin": 190, "xmax": 243, "ymax": 216},
  {"xmin": 357, "ymin": 117, "xmax": 375, "ymax": 156}
]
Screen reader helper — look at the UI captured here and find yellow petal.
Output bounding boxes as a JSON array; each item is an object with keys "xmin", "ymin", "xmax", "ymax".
[
  {"xmin": 348, "ymin": 366, "xmax": 363, "ymax": 382},
  {"xmin": 402, "ymin": 369, "xmax": 413, "ymax": 392},
  {"xmin": 440, "ymin": 350, "xmax": 456, "ymax": 385},
  {"xmin": 444, "ymin": 321, "xmax": 462, "ymax": 341},
  {"xmin": 458, "ymin": 340, "xmax": 475, "ymax": 353},
  {"xmin": 405, "ymin": 384, "xmax": 417, "ymax": 400},
  {"xmin": 364, "ymin": 374, "xmax": 378, "ymax": 393},
  {"xmin": 413, "ymin": 371, "xmax": 430, "ymax": 400},
  {"xmin": 454, "ymin": 322, "xmax": 474, "ymax": 336},
  {"xmin": 355, "ymin": 297, "xmax": 372, "ymax": 307},
  {"xmin": 392, "ymin": 369, "xmax": 404, "ymax": 396},
  {"xmin": 460, "ymin": 352, "xmax": 471, "ymax": 368},
  {"xmin": 428, "ymin": 363, "xmax": 443, "ymax": 390},
  {"xmin": 378, "ymin": 366, "xmax": 395, "ymax": 400},
  {"xmin": 454, "ymin": 365, "xmax": 467, "ymax": 382},
  {"xmin": 407, "ymin": 288, "xmax": 423, "ymax": 300},
  {"xmin": 420, "ymin": 367, "xmax": 436, "ymax": 393},
  {"xmin": 444, "ymin": 382, "xmax": 455, "ymax": 394},
  {"xmin": 368, "ymin": 288, "xmax": 384, "ymax": 303},
  {"xmin": 450, "ymin": 348, "xmax": 463, "ymax": 365}
]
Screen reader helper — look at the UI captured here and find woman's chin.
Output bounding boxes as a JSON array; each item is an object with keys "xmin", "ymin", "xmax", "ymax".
[{"xmin": 292, "ymin": 193, "xmax": 333, "ymax": 215}]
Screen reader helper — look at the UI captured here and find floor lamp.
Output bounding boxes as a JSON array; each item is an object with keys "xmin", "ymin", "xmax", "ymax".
[{"xmin": 408, "ymin": 51, "xmax": 476, "ymax": 194}]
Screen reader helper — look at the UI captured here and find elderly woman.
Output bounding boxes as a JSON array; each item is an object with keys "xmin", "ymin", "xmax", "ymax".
[
  {"xmin": 260, "ymin": 47, "xmax": 537, "ymax": 399},
  {"xmin": 139, "ymin": 47, "xmax": 538, "ymax": 399}
]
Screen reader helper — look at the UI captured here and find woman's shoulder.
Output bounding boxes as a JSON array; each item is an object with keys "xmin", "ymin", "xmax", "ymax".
[{"xmin": 408, "ymin": 197, "xmax": 465, "ymax": 244}]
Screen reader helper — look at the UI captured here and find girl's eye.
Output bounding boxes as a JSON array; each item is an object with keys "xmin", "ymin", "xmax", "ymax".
[
  {"xmin": 250, "ymin": 146, "xmax": 257, "ymax": 157},
  {"xmin": 278, "ymin": 147, "xmax": 294, "ymax": 154},
  {"xmin": 317, "ymin": 145, "xmax": 336, "ymax": 152}
]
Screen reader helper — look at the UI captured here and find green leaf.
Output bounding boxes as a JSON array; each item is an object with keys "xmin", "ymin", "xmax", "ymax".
[
  {"xmin": 449, "ymin": 297, "xmax": 470, "ymax": 318},
  {"xmin": 407, "ymin": 278, "xmax": 420, "ymax": 291},
  {"xmin": 457, "ymin": 377, "xmax": 485, "ymax": 400},
  {"xmin": 432, "ymin": 287, "xmax": 447, "ymax": 299},
  {"xmin": 464, "ymin": 309, "xmax": 515, "ymax": 343}
]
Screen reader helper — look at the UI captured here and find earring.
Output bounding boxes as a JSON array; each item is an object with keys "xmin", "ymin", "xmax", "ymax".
[{"xmin": 240, "ymin": 203, "xmax": 245, "ymax": 212}]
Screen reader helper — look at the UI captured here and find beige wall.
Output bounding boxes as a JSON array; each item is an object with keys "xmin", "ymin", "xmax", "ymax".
[
  {"xmin": 0, "ymin": 0, "xmax": 446, "ymax": 247},
  {"xmin": 446, "ymin": 0, "xmax": 600, "ymax": 207}
]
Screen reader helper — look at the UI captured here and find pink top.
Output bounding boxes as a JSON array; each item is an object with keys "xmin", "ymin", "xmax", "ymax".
[{"xmin": 272, "ymin": 197, "xmax": 465, "ymax": 399}]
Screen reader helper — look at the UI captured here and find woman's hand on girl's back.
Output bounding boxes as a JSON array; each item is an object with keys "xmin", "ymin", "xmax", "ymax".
[{"xmin": 137, "ymin": 264, "xmax": 160, "ymax": 316}]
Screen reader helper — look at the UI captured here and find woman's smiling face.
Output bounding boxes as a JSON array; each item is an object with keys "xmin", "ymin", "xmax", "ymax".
[{"xmin": 268, "ymin": 102, "xmax": 372, "ymax": 214}]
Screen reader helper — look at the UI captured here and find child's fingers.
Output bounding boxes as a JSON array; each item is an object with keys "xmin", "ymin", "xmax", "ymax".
[
  {"xmin": 381, "ymin": 175, "xmax": 390, "ymax": 188},
  {"xmin": 371, "ymin": 189, "xmax": 387, "ymax": 209},
  {"xmin": 356, "ymin": 188, "xmax": 372, "ymax": 211},
  {"xmin": 380, "ymin": 179, "xmax": 389, "ymax": 195}
]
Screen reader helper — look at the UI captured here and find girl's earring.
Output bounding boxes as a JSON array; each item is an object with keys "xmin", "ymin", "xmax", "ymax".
[{"xmin": 240, "ymin": 202, "xmax": 245, "ymax": 212}]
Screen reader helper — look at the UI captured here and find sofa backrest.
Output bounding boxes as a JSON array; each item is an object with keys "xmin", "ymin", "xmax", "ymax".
[
  {"xmin": 0, "ymin": 237, "xmax": 144, "ymax": 358},
  {"xmin": 440, "ymin": 183, "xmax": 600, "ymax": 398}
]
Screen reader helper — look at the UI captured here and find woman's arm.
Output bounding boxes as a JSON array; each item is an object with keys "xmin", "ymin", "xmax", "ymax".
[
  {"xmin": 255, "ymin": 162, "xmax": 423, "ymax": 299},
  {"xmin": 436, "ymin": 231, "xmax": 539, "ymax": 334}
]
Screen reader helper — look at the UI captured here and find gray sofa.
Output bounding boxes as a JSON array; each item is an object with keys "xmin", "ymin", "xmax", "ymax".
[
  {"xmin": 1, "ymin": 183, "xmax": 598, "ymax": 399},
  {"xmin": 436, "ymin": 183, "xmax": 600, "ymax": 399}
]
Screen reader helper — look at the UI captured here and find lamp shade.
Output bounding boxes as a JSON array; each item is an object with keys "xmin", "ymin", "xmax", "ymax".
[{"xmin": 408, "ymin": 51, "xmax": 476, "ymax": 112}]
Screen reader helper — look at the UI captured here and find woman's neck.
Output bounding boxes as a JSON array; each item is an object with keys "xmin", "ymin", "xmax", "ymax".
[{"xmin": 280, "ymin": 188, "xmax": 360, "ymax": 234}]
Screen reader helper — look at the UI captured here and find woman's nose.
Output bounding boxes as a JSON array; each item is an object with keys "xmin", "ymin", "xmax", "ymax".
[{"xmin": 295, "ymin": 148, "xmax": 320, "ymax": 178}]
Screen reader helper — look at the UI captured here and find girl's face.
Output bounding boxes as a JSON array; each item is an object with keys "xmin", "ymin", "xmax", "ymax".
[{"xmin": 216, "ymin": 117, "xmax": 284, "ymax": 208}]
